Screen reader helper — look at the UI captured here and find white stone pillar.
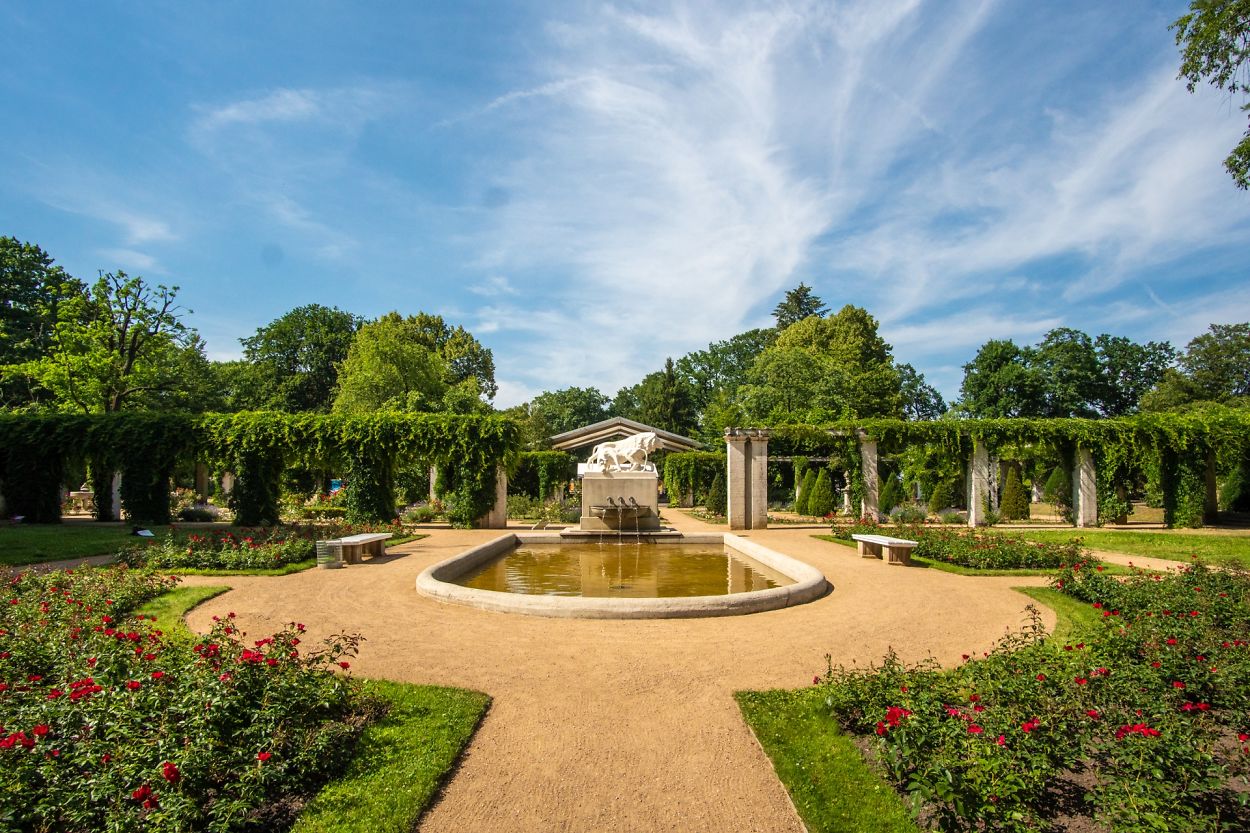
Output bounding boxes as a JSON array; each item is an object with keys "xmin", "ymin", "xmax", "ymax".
[
  {"xmin": 1031, "ymin": 479, "xmax": 1045, "ymax": 503},
  {"xmin": 1205, "ymin": 451, "xmax": 1219, "ymax": 523},
  {"xmin": 725, "ymin": 431, "xmax": 750, "ymax": 530},
  {"xmin": 429, "ymin": 465, "xmax": 439, "ymax": 501},
  {"xmin": 858, "ymin": 431, "xmax": 879, "ymax": 520},
  {"xmin": 194, "ymin": 462, "xmax": 210, "ymax": 504},
  {"xmin": 109, "ymin": 472, "xmax": 123, "ymax": 521},
  {"xmin": 749, "ymin": 431, "xmax": 769, "ymax": 530},
  {"xmin": 480, "ymin": 466, "xmax": 508, "ymax": 529},
  {"xmin": 1073, "ymin": 447, "xmax": 1097, "ymax": 528},
  {"xmin": 968, "ymin": 441, "xmax": 991, "ymax": 527},
  {"xmin": 221, "ymin": 472, "xmax": 235, "ymax": 494}
]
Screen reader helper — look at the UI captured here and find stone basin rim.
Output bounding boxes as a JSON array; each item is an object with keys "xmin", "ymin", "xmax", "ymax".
[{"xmin": 415, "ymin": 532, "xmax": 828, "ymax": 619}]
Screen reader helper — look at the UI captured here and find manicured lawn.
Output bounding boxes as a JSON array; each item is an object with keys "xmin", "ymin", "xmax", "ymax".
[
  {"xmin": 0, "ymin": 526, "xmax": 427, "ymax": 571},
  {"xmin": 736, "ymin": 688, "xmax": 919, "ymax": 833},
  {"xmin": 135, "ymin": 584, "xmax": 231, "ymax": 638},
  {"xmin": 0, "ymin": 524, "xmax": 173, "ymax": 566},
  {"xmin": 293, "ymin": 680, "xmax": 490, "ymax": 833},
  {"xmin": 814, "ymin": 535, "xmax": 1136, "ymax": 576},
  {"xmin": 1005, "ymin": 529, "xmax": 1250, "ymax": 567},
  {"xmin": 1013, "ymin": 586, "xmax": 1103, "ymax": 644}
]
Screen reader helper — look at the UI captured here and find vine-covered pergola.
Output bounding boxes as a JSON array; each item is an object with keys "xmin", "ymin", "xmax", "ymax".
[
  {"xmin": 668, "ymin": 409, "xmax": 1250, "ymax": 530},
  {"xmin": 0, "ymin": 412, "xmax": 521, "ymax": 526}
]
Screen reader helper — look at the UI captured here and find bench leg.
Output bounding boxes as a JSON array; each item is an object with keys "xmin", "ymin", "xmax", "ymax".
[
  {"xmin": 858, "ymin": 541, "xmax": 882, "ymax": 559},
  {"xmin": 886, "ymin": 546, "xmax": 912, "ymax": 566},
  {"xmin": 343, "ymin": 545, "xmax": 362, "ymax": 565}
]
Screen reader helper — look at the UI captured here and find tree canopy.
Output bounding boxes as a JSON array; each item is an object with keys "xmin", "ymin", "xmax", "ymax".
[
  {"xmin": 1173, "ymin": 0, "xmax": 1250, "ymax": 189},
  {"xmin": 239, "ymin": 304, "xmax": 360, "ymax": 412},
  {"xmin": 772, "ymin": 282, "xmax": 828, "ymax": 330}
]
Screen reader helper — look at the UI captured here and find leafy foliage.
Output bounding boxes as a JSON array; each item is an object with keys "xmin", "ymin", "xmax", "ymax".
[
  {"xmin": 1173, "ymin": 0, "xmax": 1250, "ymax": 188},
  {"xmin": 705, "ymin": 471, "xmax": 727, "ymax": 515},
  {"xmin": 663, "ymin": 452, "xmax": 723, "ymax": 506},
  {"xmin": 239, "ymin": 304, "xmax": 361, "ymax": 412},
  {"xmin": 1000, "ymin": 466, "xmax": 1030, "ymax": 520},
  {"xmin": 772, "ymin": 282, "xmax": 829, "ymax": 330}
]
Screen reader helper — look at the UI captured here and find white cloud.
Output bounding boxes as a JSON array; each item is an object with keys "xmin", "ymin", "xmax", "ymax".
[{"xmin": 96, "ymin": 247, "xmax": 159, "ymax": 272}]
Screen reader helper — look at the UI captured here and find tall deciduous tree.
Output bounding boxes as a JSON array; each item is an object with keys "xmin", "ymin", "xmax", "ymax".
[
  {"xmin": 1094, "ymin": 335, "xmax": 1176, "ymax": 415},
  {"xmin": 772, "ymin": 282, "xmax": 829, "ymax": 330},
  {"xmin": 634, "ymin": 357, "xmax": 698, "ymax": 436},
  {"xmin": 675, "ymin": 327, "xmax": 775, "ymax": 413},
  {"xmin": 0, "ymin": 237, "xmax": 86, "ymax": 407},
  {"xmin": 13, "ymin": 272, "xmax": 199, "ymax": 413},
  {"xmin": 741, "ymin": 304, "xmax": 902, "ymax": 422},
  {"xmin": 402, "ymin": 312, "xmax": 498, "ymax": 400},
  {"xmin": 523, "ymin": 386, "xmax": 610, "ymax": 444},
  {"xmin": 957, "ymin": 340, "xmax": 1045, "ymax": 418},
  {"xmin": 240, "ymin": 304, "xmax": 360, "ymax": 412},
  {"xmin": 897, "ymin": 362, "xmax": 947, "ymax": 420},
  {"xmin": 1143, "ymin": 322, "xmax": 1250, "ymax": 409},
  {"xmin": 1173, "ymin": 0, "xmax": 1250, "ymax": 189},
  {"xmin": 1035, "ymin": 328, "xmax": 1102, "ymax": 417},
  {"xmin": 331, "ymin": 315, "xmax": 449, "ymax": 414}
]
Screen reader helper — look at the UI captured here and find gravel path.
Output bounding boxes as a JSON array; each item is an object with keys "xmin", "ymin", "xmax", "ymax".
[{"xmin": 178, "ymin": 513, "xmax": 1053, "ymax": 832}]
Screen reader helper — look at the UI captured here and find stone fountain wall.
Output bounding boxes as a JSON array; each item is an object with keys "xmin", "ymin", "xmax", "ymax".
[{"xmin": 580, "ymin": 471, "xmax": 661, "ymax": 531}]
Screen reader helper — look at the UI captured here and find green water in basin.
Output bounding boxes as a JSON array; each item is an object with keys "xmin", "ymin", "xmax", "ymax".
[{"xmin": 454, "ymin": 542, "xmax": 793, "ymax": 598}]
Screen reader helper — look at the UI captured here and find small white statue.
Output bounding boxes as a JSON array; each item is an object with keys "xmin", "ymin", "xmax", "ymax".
[{"xmin": 587, "ymin": 432, "xmax": 659, "ymax": 472}]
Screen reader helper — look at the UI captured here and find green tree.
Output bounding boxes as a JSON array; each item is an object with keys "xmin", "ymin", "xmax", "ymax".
[
  {"xmin": 740, "ymin": 305, "xmax": 902, "ymax": 422},
  {"xmin": 11, "ymin": 272, "xmax": 199, "ymax": 413},
  {"xmin": 403, "ymin": 312, "xmax": 498, "ymax": 400},
  {"xmin": 927, "ymin": 480, "xmax": 954, "ymax": 513},
  {"xmin": 772, "ymin": 282, "xmax": 829, "ymax": 330},
  {"xmin": 806, "ymin": 468, "xmax": 835, "ymax": 517},
  {"xmin": 957, "ymin": 340, "xmax": 1045, "ymax": 417},
  {"xmin": 1043, "ymin": 466, "xmax": 1073, "ymax": 522},
  {"xmin": 1141, "ymin": 322, "xmax": 1250, "ymax": 409},
  {"xmin": 331, "ymin": 316, "xmax": 449, "ymax": 414},
  {"xmin": 897, "ymin": 362, "xmax": 946, "ymax": 420},
  {"xmin": 1000, "ymin": 466, "xmax": 1030, "ymax": 520},
  {"xmin": 879, "ymin": 475, "xmax": 904, "ymax": 514},
  {"xmin": 675, "ymin": 327, "xmax": 775, "ymax": 413},
  {"xmin": 1173, "ymin": 0, "xmax": 1250, "ymax": 189},
  {"xmin": 1035, "ymin": 328, "xmax": 1101, "ymax": 417},
  {"xmin": 239, "ymin": 304, "xmax": 360, "ymax": 412},
  {"xmin": 705, "ymin": 471, "xmax": 727, "ymax": 516},
  {"xmin": 795, "ymin": 469, "xmax": 817, "ymax": 515},
  {"xmin": 0, "ymin": 237, "xmax": 86, "ymax": 407},
  {"xmin": 635, "ymin": 358, "xmax": 698, "ymax": 435},
  {"xmin": 523, "ymin": 387, "xmax": 610, "ymax": 445},
  {"xmin": 1094, "ymin": 334, "xmax": 1176, "ymax": 415}
]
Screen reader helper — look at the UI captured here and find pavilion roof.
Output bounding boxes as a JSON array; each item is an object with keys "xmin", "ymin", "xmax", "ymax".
[{"xmin": 548, "ymin": 416, "xmax": 703, "ymax": 453}]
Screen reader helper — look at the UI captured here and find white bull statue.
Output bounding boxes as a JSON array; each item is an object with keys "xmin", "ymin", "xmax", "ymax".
[{"xmin": 588, "ymin": 432, "xmax": 659, "ymax": 472}]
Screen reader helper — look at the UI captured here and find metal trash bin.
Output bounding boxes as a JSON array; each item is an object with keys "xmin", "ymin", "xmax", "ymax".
[{"xmin": 315, "ymin": 540, "xmax": 343, "ymax": 570}]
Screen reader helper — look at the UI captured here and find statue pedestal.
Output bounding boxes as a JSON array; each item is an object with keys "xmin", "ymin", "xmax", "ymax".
[{"xmin": 580, "ymin": 471, "xmax": 661, "ymax": 532}]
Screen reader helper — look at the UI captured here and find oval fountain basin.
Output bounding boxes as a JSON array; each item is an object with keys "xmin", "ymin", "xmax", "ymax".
[{"xmin": 416, "ymin": 532, "xmax": 827, "ymax": 619}]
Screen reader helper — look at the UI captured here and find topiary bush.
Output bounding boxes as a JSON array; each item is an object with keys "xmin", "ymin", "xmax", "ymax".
[
  {"xmin": 927, "ymin": 480, "xmax": 953, "ymax": 514},
  {"xmin": 705, "ymin": 472, "xmax": 727, "ymax": 516},
  {"xmin": 807, "ymin": 469, "xmax": 835, "ymax": 517},
  {"xmin": 795, "ymin": 469, "xmax": 816, "ymax": 516},
  {"xmin": 1043, "ymin": 466, "xmax": 1073, "ymax": 522},
  {"xmin": 1000, "ymin": 466, "xmax": 1030, "ymax": 520},
  {"xmin": 879, "ymin": 476, "xmax": 904, "ymax": 514}
]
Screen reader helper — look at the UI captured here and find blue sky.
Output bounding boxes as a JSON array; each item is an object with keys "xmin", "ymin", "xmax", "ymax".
[{"xmin": 3, "ymin": 1, "xmax": 1248, "ymax": 407}]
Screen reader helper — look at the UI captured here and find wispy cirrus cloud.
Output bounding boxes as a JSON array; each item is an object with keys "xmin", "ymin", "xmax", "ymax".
[{"xmin": 465, "ymin": 0, "xmax": 1250, "ymax": 405}]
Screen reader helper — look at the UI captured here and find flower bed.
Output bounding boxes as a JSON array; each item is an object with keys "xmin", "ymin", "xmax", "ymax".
[
  {"xmin": 818, "ymin": 562, "xmax": 1250, "ymax": 831},
  {"xmin": 0, "ymin": 565, "xmax": 365, "ymax": 831},
  {"xmin": 834, "ymin": 519, "xmax": 1083, "ymax": 570},
  {"xmin": 118, "ymin": 522, "xmax": 412, "ymax": 572}
]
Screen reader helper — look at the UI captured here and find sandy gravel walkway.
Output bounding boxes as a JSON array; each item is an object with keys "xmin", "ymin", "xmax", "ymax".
[{"xmin": 179, "ymin": 513, "xmax": 1054, "ymax": 832}]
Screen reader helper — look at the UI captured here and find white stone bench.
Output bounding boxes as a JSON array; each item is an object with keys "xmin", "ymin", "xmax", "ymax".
[
  {"xmin": 851, "ymin": 533, "xmax": 918, "ymax": 566},
  {"xmin": 324, "ymin": 532, "xmax": 393, "ymax": 565}
]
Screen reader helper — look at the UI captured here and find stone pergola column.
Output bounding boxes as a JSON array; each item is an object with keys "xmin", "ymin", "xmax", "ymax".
[
  {"xmin": 104, "ymin": 472, "xmax": 122, "ymax": 521},
  {"xmin": 842, "ymin": 472, "xmax": 852, "ymax": 514},
  {"xmin": 479, "ymin": 465, "xmax": 508, "ymax": 529},
  {"xmin": 194, "ymin": 462, "xmax": 210, "ymax": 504},
  {"xmin": 857, "ymin": 431, "xmax": 879, "ymax": 519},
  {"xmin": 725, "ymin": 428, "xmax": 769, "ymax": 530},
  {"xmin": 967, "ymin": 440, "xmax": 991, "ymax": 527},
  {"xmin": 221, "ymin": 472, "xmax": 235, "ymax": 495},
  {"xmin": 429, "ymin": 465, "xmax": 439, "ymax": 501},
  {"xmin": 1073, "ymin": 447, "xmax": 1097, "ymax": 528},
  {"xmin": 1205, "ymin": 451, "xmax": 1219, "ymax": 523}
]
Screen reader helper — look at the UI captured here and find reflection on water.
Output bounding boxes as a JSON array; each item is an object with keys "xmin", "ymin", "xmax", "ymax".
[{"xmin": 455, "ymin": 543, "xmax": 793, "ymax": 598}]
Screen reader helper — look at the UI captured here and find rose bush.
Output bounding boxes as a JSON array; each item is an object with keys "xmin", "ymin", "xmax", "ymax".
[
  {"xmin": 0, "ymin": 565, "xmax": 365, "ymax": 831},
  {"xmin": 834, "ymin": 519, "xmax": 1085, "ymax": 570},
  {"xmin": 819, "ymin": 561, "xmax": 1250, "ymax": 831}
]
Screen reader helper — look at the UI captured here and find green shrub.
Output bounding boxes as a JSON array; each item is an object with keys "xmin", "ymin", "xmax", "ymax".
[
  {"xmin": 0, "ymin": 566, "xmax": 365, "ymax": 832},
  {"xmin": 401, "ymin": 503, "xmax": 441, "ymax": 524},
  {"xmin": 927, "ymin": 480, "xmax": 953, "ymax": 514},
  {"xmin": 705, "ymin": 472, "xmax": 727, "ymax": 516},
  {"xmin": 1043, "ymin": 466, "xmax": 1073, "ymax": 522},
  {"xmin": 1220, "ymin": 460, "xmax": 1250, "ymax": 511},
  {"xmin": 807, "ymin": 469, "xmax": 835, "ymax": 518},
  {"xmin": 506, "ymin": 493, "xmax": 542, "ymax": 519},
  {"xmin": 1000, "ymin": 467, "xmax": 1030, "ymax": 520},
  {"xmin": 889, "ymin": 503, "xmax": 927, "ymax": 524},
  {"xmin": 879, "ymin": 476, "xmax": 904, "ymax": 514},
  {"xmin": 796, "ymin": 469, "xmax": 817, "ymax": 516}
]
